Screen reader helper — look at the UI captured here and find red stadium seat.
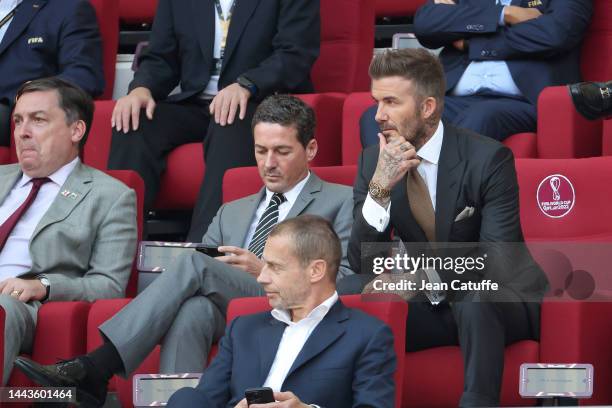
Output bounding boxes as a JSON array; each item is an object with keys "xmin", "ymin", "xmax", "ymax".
[
  {"xmin": 534, "ymin": 0, "xmax": 612, "ymax": 159},
  {"xmin": 312, "ymin": 0, "xmax": 375, "ymax": 93},
  {"xmin": 403, "ymin": 157, "xmax": 612, "ymax": 407},
  {"xmin": 375, "ymin": 0, "xmax": 426, "ymax": 17},
  {"xmin": 603, "ymin": 119, "xmax": 612, "ymax": 156},
  {"xmin": 0, "ymin": 146, "xmax": 8, "ymax": 165},
  {"xmin": 89, "ymin": 0, "xmax": 120, "ymax": 100},
  {"xmin": 119, "ymin": 0, "xmax": 157, "ymax": 25}
]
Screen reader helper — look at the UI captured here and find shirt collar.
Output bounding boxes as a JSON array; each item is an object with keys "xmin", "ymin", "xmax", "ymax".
[
  {"xmin": 264, "ymin": 171, "xmax": 311, "ymax": 207},
  {"xmin": 18, "ymin": 157, "xmax": 80, "ymax": 188},
  {"xmin": 271, "ymin": 291, "xmax": 339, "ymax": 326},
  {"xmin": 417, "ymin": 121, "xmax": 444, "ymax": 166}
]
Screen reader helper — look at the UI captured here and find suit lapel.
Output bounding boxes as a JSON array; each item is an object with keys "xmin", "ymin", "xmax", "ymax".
[
  {"xmin": 284, "ymin": 301, "xmax": 348, "ymax": 381},
  {"xmin": 0, "ymin": 166, "xmax": 21, "ymax": 204},
  {"xmin": 286, "ymin": 173, "xmax": 321, "ymax": 219},
  {"xmin": 257, "ymin": 317, "xmax": 287, "ymax": 383},
  {"xmin": 192, "ymin": 0, "xmax": 215, "ymax": 66},
  {"xmin": 221, "ymin": 0, "xmax": 261, "ymax": 72},
  {"xmin": 30, "ymin": 162, "xmax": 92, "ymax": 241},
  {"xmin": 435, "ymin": 125, "xmax": 466, "ymax": 243},
  {"xmin": 0, "ymin": 0, "xmax": 47, "ymax": 56},
  {"xmin": 231, "ymin": 188, "xmax": 266, "ymax": 247}
]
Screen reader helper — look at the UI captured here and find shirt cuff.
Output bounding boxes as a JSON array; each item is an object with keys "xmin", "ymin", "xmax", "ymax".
[
  {"xmin": 499, "ymin": 6, "xmax": 507, "ymax": 26},
  {"xmin": 362, "ymin": 194, "xmax": 391, "ymax": 233}
]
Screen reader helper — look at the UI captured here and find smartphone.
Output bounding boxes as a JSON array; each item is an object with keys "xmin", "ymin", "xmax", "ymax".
[
  {"xmin": 195, "ymin": 246, "xmax": 222, "ymax": 257},
  {"xmin": 245, "ymin": 387, "xmax": 275, "ymax": 406}
]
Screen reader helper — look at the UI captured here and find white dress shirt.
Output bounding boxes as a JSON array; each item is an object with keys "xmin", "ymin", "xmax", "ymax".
[
  {"xmin": 0, "ymin": 0, "xmax": 22, "ymax": 43},
  {"xmin": 243, "ymin": 172, "xmax": 311, "ymax": 248},
  {"xmin": 262, "ymin": 291, "xmax": 339, "ymax": 392},
  {"xmin": 0, "ymin": 158, "xmax": 79, "ymax": 281},
  {"xmin": 363, "ymin": 121, "xmax": 444, "ymax": 232},
  {"xmin": 203, "ymin": 0, "xmax": 234, "ymax": 96}
]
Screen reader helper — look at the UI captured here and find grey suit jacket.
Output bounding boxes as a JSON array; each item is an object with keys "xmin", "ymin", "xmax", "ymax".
[
  {"xmin": 201, "ymin": 173, "xmax": 354, "ymax": 279},
  {"xmin": 0, "ymin": 162, "xmax": 138, "ymax": 302}
]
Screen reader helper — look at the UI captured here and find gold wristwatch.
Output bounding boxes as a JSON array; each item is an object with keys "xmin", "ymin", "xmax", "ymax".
[{"xmin": 368, "ymin": 181, "xmax": 391, "ymax": 200}]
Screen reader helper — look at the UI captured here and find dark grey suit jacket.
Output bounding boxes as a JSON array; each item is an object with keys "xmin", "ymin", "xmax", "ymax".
[
  {"xmin": 202, "ymin": 173, "xmax": 354, "ymax": 279},
  {"xmin": 349, "ymin": 123, "xmax": 548, "ymax": 300}
]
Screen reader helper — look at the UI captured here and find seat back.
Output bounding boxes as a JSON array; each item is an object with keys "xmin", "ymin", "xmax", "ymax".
[
  {"xmin": 226, "ymin": 295, "xmax": 408, "ymax": 408},
  {"xmin": 119, "ymin": 0, "xmax": 157, "ymax": 25},
  {"xmin": 312, "ymin": 0, "xmax": 375, "ymax": 93},
  {"xmin": 580, "ymin": 0, "xmax": 612, "ymax": 82},
  {"xmin": 603, "ymin": 119, "xmax": 612, "ymax": 156},
  {"xmin": 89, "ymin": 0, "xmax": 120, "ymax": 99},
  {"xmin": 516, "ymin": 157, "xmax": 612, "ymax": 241},
  {"xmin": 222, "ymin": 165, "xmax": 357, "ymax": 203}
]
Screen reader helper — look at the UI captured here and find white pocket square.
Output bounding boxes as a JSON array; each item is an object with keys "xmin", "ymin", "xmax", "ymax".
[{"xmin": 454, "ymin": 206, "xmax": 475, "ymax": 222}]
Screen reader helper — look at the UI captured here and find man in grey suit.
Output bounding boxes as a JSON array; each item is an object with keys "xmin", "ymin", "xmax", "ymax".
[
  {"xmin": 0, "ymin": 77, "xmax": 137, "ymax": 385},
  {"xmin": 16, "ymin": 95, "xmax": 354, "ymax": 407}
]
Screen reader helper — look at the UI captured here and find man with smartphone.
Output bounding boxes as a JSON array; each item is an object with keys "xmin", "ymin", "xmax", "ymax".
[
  {"xmin": 15, "ymin": 96, "xmax": 355, "ymax": 407},
  {"xmin": 167, "ymin": 215, "xmax": 396, "ymax": 408}
]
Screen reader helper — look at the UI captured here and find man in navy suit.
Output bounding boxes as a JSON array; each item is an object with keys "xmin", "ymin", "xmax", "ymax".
[
  {"xmin": 107, "ymin": 0, "xmax": 320, "ymax": 241},
  {"xmin": 168, "ymin": 215, "xmax": 396, "ymax": 408},
  {"xmin": 361, "ymin": 0, "xmax": 592, "ymax": 145},
  {"xmin": 0, "ymin": 0, "xmax": 104, "ymax": 147}
]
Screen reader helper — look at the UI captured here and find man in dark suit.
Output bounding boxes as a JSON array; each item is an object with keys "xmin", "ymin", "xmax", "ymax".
[
  {"xmin": 16, "ymin": 96, "xmax": 355, "ymax": 407},
  {"xmin": 360, "ymin": 0, "xmax": 592, "ymax": 146},
  {"xmin": 345, "ymin": 49, "xmax": 548, "ymax": 407},
  {"xmin": 0, "ymin": 0, "xmax": 104, "ymax": 147},
  {"xmin": 168, "ymin": 215, "xmax": 396, "ymax": 408},
  {"xmin": 107, "ymin": 0, "xmax": 320, "ymax": 241}
]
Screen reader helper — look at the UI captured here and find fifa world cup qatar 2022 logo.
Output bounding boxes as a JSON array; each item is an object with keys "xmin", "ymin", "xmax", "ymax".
[{"xmin": 537, "ymin": 175, "xmax": 575, "ymax": 218}]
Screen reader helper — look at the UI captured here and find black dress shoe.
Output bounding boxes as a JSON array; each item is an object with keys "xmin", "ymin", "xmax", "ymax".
[
  {"xmin": 14, "ymin": 357, "xmax": 107, "ymax": 407},
  {"xmin": 568, "ymin": 80, "xmax": 612, "ymax": 120}
]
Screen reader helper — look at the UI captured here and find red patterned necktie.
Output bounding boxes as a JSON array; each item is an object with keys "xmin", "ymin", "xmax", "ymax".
[{"xmin": 0, "ymin": 177, "xmax": 51, "ymax": 251}]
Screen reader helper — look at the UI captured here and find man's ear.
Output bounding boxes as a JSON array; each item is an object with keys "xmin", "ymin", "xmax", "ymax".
[
  {"xmin": 420, "ymin": 96, "xmax": 437, "ymax": 121},
  {"xmin": 70, "ymin": 120, "xmax": 86, "ymax": 145},
  {"xmin": 305, "ymin": 139, "xmax": 318, "ymax": 163},
  {"xmin": 308, "ymin": 259, "xmax": 327, "ymax": 283}
]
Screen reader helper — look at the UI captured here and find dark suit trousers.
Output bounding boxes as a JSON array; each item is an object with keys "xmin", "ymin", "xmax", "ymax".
[
  {"xmin": 359, "ymin": 94, "xmax": 537, "ymax": 147},
  {"xmin": 0, "ymin": 102, "xmax": 10, "ymax": 147},
  {"xmin": 337, "ymin": 274, "xmax": 540, "ymax": 407},
  {"xmin": 107, "ymin": 98, "xmax": 257, "ymax": 240}
]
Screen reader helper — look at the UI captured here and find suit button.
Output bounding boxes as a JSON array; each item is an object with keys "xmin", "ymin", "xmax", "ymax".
[
  {"xmin": 481, "ymin": 50, "xmax": 489, "ymax": 57},
  {"xmin": 491, "ymin": 51, "xmax": 498, "ymax": 57}
]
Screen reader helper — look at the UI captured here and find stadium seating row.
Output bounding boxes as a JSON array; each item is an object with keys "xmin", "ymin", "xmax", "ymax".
[{"xmin": 3, "ymin": 158, "xmax": 612, "ymax": 407}]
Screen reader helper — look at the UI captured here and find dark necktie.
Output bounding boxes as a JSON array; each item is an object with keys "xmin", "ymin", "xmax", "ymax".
[
  {"xmin": 0, "ymin": 177, "xmax": 51, "ymax": 251},
  {"xmin": 406, "ymin": 166, "xmax": 436, "ymax": 242},
  {"xmin": 248, "ymin": 193, "xmax": 287, "ymax": 258}
]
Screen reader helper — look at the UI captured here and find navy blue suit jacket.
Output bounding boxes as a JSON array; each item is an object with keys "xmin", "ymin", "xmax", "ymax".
[
  {"xmin": 414, "ymin": 0, "xmax": 592, "ymax": 104},
  {"xmin": 130, "ymin": 0, "xmax": 320, "ymax": 103},
  {"xmin": 0, "ymin": 0, "xmax": 104, "ymax": 106},
  {"xmin": 167, "ymin": 300, "xmax": 396, "ymax": 408}
]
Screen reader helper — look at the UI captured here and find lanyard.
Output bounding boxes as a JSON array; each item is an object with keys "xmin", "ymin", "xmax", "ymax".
[
  {"xmin": 214, "ymin": 0, "xmax": 236, "ymax": 59},
  {"xmin": 0, "ymin": 3, "xmax": 19, "ymax": 31}
]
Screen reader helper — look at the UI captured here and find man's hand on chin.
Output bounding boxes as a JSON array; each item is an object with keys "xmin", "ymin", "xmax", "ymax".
[
  {"xmin": 0, "ymin": 277, "xmax": 46, "ymax": 302},
  {"xmin": 217, "ymin": 246, "xmax": 264, "ymax": 278}
]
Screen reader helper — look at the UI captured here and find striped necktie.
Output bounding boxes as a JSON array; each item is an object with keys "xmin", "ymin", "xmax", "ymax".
[{"xmin": 248, "ymin": 193, "xmax": 287, "ymax": 258}]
